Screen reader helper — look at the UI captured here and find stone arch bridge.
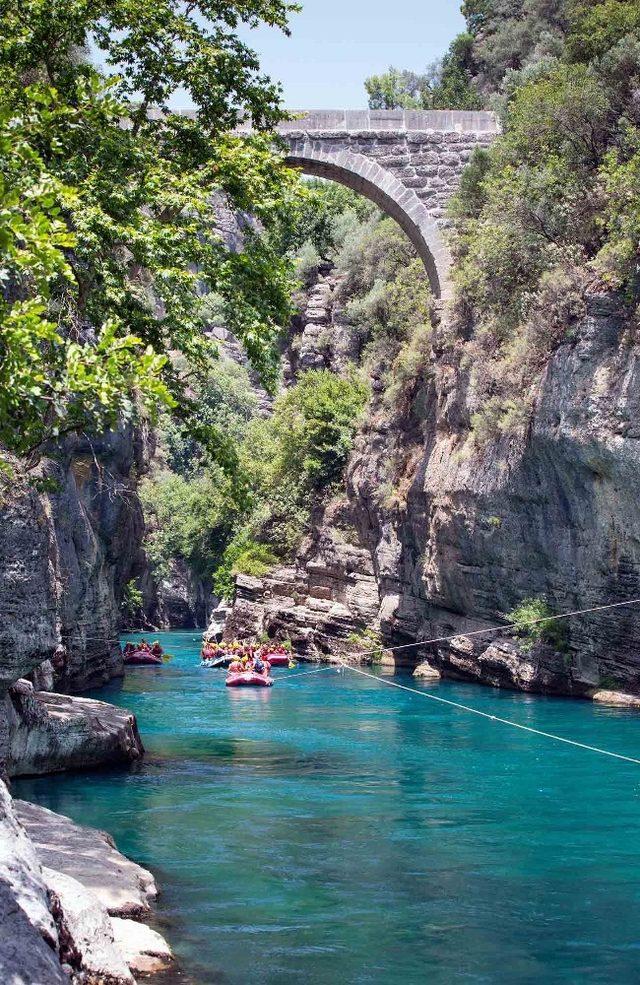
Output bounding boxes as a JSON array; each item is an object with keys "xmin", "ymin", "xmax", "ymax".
[{"xmin": 275, "ymin": 109, "xmax": 499, "ymax": 299}]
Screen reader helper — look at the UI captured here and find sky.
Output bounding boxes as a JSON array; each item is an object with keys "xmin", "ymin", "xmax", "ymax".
[{"xmin": 239, "ymin": 0, "xmax": 466, "ymax": 109}]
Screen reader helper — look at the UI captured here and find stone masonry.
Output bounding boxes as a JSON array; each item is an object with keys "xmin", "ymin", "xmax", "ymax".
[{"xmin": 276, "ymin": 109, "xmax": 499, "ymax": 298}]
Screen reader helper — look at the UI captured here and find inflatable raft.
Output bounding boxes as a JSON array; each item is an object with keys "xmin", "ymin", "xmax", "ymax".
[
  {"xmin": 226, "ymin": 671, "xmax": 274, "ymax": 688},
  {"xmin": 124, "ymin": 649, "xmax": 163, "ymax": 666},
  {"xmin": 263, "ymin": 652, "xmax": 290, "ymax": 667}
]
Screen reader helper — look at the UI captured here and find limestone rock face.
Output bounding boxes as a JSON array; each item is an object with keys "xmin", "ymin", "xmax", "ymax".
[
  {"xmin": 225, "ymin": 499, "xmax": 380, "ymax": 660},
  {"xmin": 283, "ymin": 274, "xmax": 363, "ymax": 384},
  {"xmin": 141, "ymin": 556, "xmax": 212, "ymax": 630},
  {"xmin": 228, "ymin": 286, "xmax": 640, "ymax": 698},
  {"xmin": 339, "ymin": 292, "xmax": 640, "ymax": 695},
  {"xmin": 5, "ymin": 689, "xmax": 144, "ymax": 777},
  {"xmin": 0, "ymin": 875, "xmax": 67, "ymax": 985},
  {"xmin": 0, "ymin": 780, "xmax": 57, "ymax": 946},
  {"xmin": 0, "ymin": 427, "xmax": 148, "ymax": 697},
  {"xmin": 42, "ymin": 867, "xmax": 134, "ymax": 983},
  {"xmin": 0, "ymin": 781, "xmax": 66, "ymax": 984},
  {"xmin": 432, "ymin": 635, "xmax": 573, "ymax": 694},
  {"xmin": 15, "ymin": 799, "xmax": 157, "ymax": 917},
  {"xmin": 0, "ymin": 481, "xmax": 60, "ymax": 693}
]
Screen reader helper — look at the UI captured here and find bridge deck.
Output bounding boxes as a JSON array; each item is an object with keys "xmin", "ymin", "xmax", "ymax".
[{"xmin": 254, "ymin": 109, "xmax": 498, "ymax": 134}]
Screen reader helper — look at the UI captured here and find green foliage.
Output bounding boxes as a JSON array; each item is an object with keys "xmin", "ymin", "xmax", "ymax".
[
  {"xmin": 383, "ymin": 321, "xmax": 433, "ymax": 411},
  {"xmin": 0, "ymin": 0, "xmax": 300, "ymax": 467},
  {"xmin": 257, "ymin": 369, "xmax": 370, "ymax": 492},
  {"xmin": 276, "ymin": 179, "xmax": 377, "ymax": 260},
  {"xmin": 365, "ymin": 68, "xmax": 427, "ymax": 110},
  {"xmin": 425, "ymin": 34, "xmax": 483, "ymax": 110},
  {"xmin": 121, "ymin": 580, "xmax": 144, "ymax": 619},
  {"xmin": 596, "ymin": 128, "xmax": 640, "ymax": 292},
  {"xmin": 140, "ymin": 469, "xmax": 237, "ymax": 580},
  {"xmin": 336, "ymin": 218, "xmax": 429, "ymax": 334},
  {"xmin": 461, "ymin": 0, "xmax": 567, "ymax": 90},
  {"xmin": 158, "ymin": 356, "xmax": 259, "ymax": 478},
  {"xmin": 567, "ymin": 1, "xmax": 640, "ymax": 64},
  {"xmin": 365, "ymin": 48, "xmax": 482, "ymax": 112},
  {"xmin": 213, "ymin": 534, "xmax": 278, "ymax": 600},
  {"xmin": 331, "ymin": 214, "xmax": 433, "ymax": 406},
  {"xmin": 295, "ymin": 240, "xmax": 323, "ymax": 286},
  {"xmin": 507, "ymin": 597, "xmax": 568, "ymax": 652},
  {"xmin": 447, "ymin": 22, "xmax": 640, "ymax": 451},
  {"xmin": 346, "ymin": 628, "xmax": 385, "ymax": 663}
]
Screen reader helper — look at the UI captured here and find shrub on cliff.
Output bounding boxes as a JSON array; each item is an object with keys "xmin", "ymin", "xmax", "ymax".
[
  {"xmin": 507, "ymin": 597, "xmax": 569, "ymax": 652},
  {"xmin": 268, "ymin": 369, "xmax": 370, "ymax": 491},
  {"xmin": 213, "ymin": 535, "xmax": 278, "ymax": 600},
  {"xmin": 140, "ymin": 470, "xmax": 237, "ymax": 581},
  {"xmin": 444, "ymin": 7, "xmax": 640, "ymax": 448}
]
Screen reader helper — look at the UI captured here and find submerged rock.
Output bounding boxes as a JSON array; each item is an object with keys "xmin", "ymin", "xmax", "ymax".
[
  {"xmin": 15, "ymin": 799, "xmax": 157, "ymax": 917},
  {"xmin": 5, "ymin": 687, "xmax": 144, "ymax": 777}
]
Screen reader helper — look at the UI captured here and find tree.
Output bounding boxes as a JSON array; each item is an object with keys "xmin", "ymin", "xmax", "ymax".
[
  {"xmin": 365, "ymin": 40, "xmax": 482, "ymax": 114},
  {"xmin": 365, "ymin": 67, "xmax": 431, "ymax": 110},
  {"xmin": 0, "ymin": 0, "xmax": 300, "ymax": 468},
  {"xmin": 567, "ymin": 1, "xmax": 640, "ymax": 64}
]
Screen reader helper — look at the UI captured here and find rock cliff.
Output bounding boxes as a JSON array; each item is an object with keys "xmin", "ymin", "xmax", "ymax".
[
  {"xmin": 0, "ymin": 426, "xmax": 148, "ymax": 695},
  {"xmin": 226, "ymin": 276, "xmax": 640, "ymax": 697}
]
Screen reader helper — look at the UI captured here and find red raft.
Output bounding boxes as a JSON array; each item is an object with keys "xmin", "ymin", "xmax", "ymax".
[
  {"xmin": 125, "ymin": 650, "xmax": 162, "ymax": 666},
  {"xmin": 263, "ymin": 652, "xmax": 290, "ymax": 667},
  {"xmin": 123, "ymin": 642, "xmax": 163, "ymax": 666},
  {"xmin": 226, "ymin": 671, "xmax": 273, "ymax": 688}
]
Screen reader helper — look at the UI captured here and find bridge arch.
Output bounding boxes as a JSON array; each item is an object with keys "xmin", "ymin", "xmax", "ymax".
[{"xmin": 285, "ymin": 145, "xmax": 453, "ymax": 299}]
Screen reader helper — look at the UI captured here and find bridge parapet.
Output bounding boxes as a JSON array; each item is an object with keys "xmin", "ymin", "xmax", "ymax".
[{"xmin": 272, "ymin": 108, "xmax": 499, "ymax": 134}]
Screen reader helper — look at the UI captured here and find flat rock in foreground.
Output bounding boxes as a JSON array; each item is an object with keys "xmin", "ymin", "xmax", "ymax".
[
  {"xmin": 6, "ymin": 686, "xmax": 144, "ymax": 776},
  {"xmin": 111, "ymin": 916, "xmax": 173, "ymax": 974},
  {"xmin": 42, "ymin": 867, "xmax": 134, "ymax": 983},
  {"xmin": 15, "ymin": 799, "xmax": 157, "ymax": 917}
]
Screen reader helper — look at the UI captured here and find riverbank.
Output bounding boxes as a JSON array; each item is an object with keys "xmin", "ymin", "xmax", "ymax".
[
  {"xmin": 1, "ymin": 775, "xmax": 173, "ymax": 983},
  {"xmin": 0, "ymin": 678, "xmax": 173, "ymax": 984}
]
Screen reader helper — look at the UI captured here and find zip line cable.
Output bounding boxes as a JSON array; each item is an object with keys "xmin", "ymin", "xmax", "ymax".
[
  {"xmin": 343, "ymin": 597, "xmax": 640, "ymax": 659},
  {"xmin": 336, "ymin": 663, "xmax": 640, "ymax": 766}
]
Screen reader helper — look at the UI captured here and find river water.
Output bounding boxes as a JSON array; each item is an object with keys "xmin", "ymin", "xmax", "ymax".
[{"xmin": 13, "ymin": 632, "xmax": 640, "ymax": 984}]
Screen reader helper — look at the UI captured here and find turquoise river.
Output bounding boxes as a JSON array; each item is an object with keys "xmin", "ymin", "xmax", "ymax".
[{"xmin": 13, "ymin": 632, "xmax": 640, "ymax": 984}]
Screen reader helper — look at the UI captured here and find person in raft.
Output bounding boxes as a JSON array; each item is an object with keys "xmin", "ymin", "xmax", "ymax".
[{"xmin": 151, "ymin": 641, "xmax": 163, "ymax": 657}]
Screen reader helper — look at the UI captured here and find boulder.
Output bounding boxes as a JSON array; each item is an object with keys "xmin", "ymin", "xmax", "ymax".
[
  {"xmin": 42, "ymin": 867, "xmax": 133, "ymax": 983},
  {"xmin": 413, "ymin": 660, "xmax": 441, "ymax": 681},
  {"xmin": 0, "ymin": 781, "xmax": 57, "ymax": 945},
  {"xmin": 6, "ymin": 688, "xmax": 144, "ymax": 776},
  {"xmin": 591, "ymin": 689, "xmax": 640, "ymax": 708},
  {"xmin": 0, "ymin": 876, "xmax": 67, "ymax": 985},
  {"xmin": 111, "ymin": 917, "xmax": 173, "ymax": 974},
  {"xmin": 0, "ymin": 780, "xmax": 67, "ymax": 983},
  {"xmin": 16, "ymin": 799, "xmax": 157, "ymax": 917}
]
